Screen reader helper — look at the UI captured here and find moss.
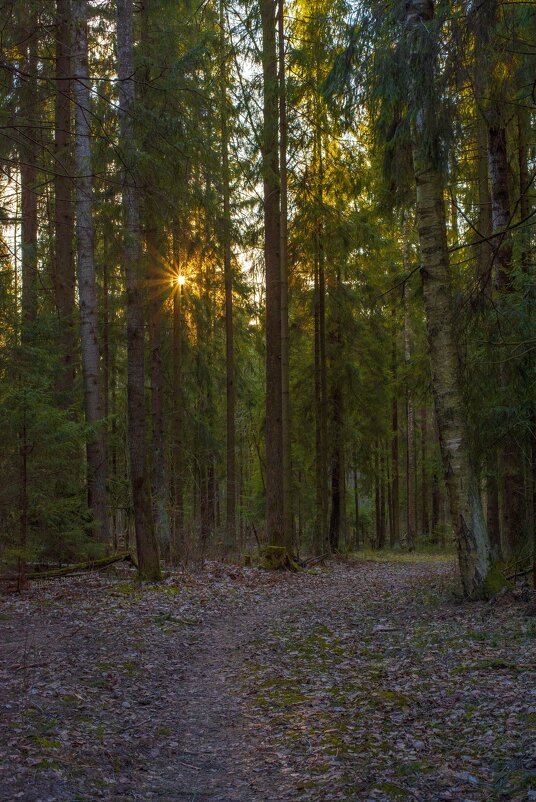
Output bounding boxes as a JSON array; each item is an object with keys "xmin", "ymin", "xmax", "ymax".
[
  {"xmin": 311, "ymin": 763, "xmax": 331, "ymax": 782},
  {"xmin": 35, "ymin": 759, "xmax": 62, "ymax": 771},
  {"xmin": 61, "ymin": 694, "xmax": 79, "ymax": 705},
  {"xmin": 374, "ymin": 781, "xmax": 409, "ymax": 798},
  {"xmin": 260, "ymin": 545, "xmax": 300, "ymax": 572},
  {"xmin": 32, "ymin": 736, "xmax": 60, "ymax": 749},
  {"xmin": 378, "ymin": 690, "xmax": 411, "ymax": 708},
  {"xmin": 394, "ymin": 761, "xmax": 432, "ymax": 777},
  {"xmin": 256, "ymin": 677, "xmax": 308, "ymax": 707},
  {"xmin": 155, "ymin": 725, "xmax": 172, "ymax": 737},
  {"xmin": 483, "ymin": 561, "xmax": 513, "ymax": 598},
  {"xmin": 244, "ymin": 659, "xmax": 263, "ymax": 672},
  {"xmin": 113, "ymin": 583, "xmax": 138, "ymax": 595}
]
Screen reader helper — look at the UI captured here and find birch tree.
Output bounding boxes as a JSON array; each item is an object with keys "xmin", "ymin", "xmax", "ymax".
[{"xmin": 405, "ymin": 0, "xmax": 491, "ymax": 597}]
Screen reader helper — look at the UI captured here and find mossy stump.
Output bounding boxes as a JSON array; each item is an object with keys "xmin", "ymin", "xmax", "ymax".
[
  {"xmin": 484, "ymin": 561, "xmax": 513, "ymax": 600},
  {"xmin": 260, "ymin": 545, "xmax": 300, "ymax": 572}
]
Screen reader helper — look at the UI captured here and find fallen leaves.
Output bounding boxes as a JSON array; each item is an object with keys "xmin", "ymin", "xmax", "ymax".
[{"xmin": 0, "ymin": 558, "xmax": 535, "ymax": 801}]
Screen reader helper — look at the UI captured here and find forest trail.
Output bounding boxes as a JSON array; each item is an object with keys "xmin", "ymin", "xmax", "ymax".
[{"xmin": 1, "ymin": 558, "xmax": 535, "ymax": 802}]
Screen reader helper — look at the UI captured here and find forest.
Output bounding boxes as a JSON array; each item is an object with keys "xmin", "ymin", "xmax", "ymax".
[{"xmin": 0, "ymin": 0, "xmax": 535, "ymax": 799}]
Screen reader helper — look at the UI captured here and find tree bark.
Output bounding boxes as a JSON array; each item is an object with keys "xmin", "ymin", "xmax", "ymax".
[
  {"xmin": 488, "ymin": 124, "xmax": 525, "ymax": 559},
  {"xmin": 402, "ymin": 212, "xmax": 416, "ymax": 549},
  {"xmin": 517, "ymin": 108, "xmax": 530, "ymax": 269},
  {"xmin": 313, "ymin": 131, "xmax": 329, "ymax": 554},
  {"xmin": 353, "ymin": 462, "xmax": 360, "ymax": 549},
  {"xmin": 486, "ymin": 451, "xmax": 502, "ymax": 561},
  {"xmin": 414, "ymin": 161, "xmax": 490, "ymax": 593},
  {"xmin": 278, "ymin": 0, "xmax": 293, "ymax": 551},
  {"xmin": 172, "ymin": 238, "xmax": 184, "ymax": 558},
  {"xmin": 390, "ymin": 328, "xmax": 400, "ymax": 548},
  {"xmin": 488, "ymin": 125, "xmax": 513, "ymax": 292},
  {"xmin": 328, "ymin": 384, "xmax": 344, "ymax": 552},
  {"xmin": 406, "ymin": 0, "xmax": 491, "ymax": 597},
  {"xmin": 421, "ymin": 406, "xmax": 429, "ymax": 535},
  {"xmin": 220, "ymin": 0, "xmax": 237, "ymax": 553},
  {"xmin": 476, "ymin": 112, "xmax": 493, "ymax": 296},
  {"xmin": 72, "ymin": 0, "xmax": 109, "ymax": 544},
  {"xmin": 314, "ymin": 256, "xmax": 324, "ymax": 552},
  {"xmin": 432, "ymin": 471, "xmax": 440, "ymax": 541},
  {"xmin": 116, "ymin": 0, "xmax": 160, "ymax": 579},
  {"xmin": 54, "ymin": 0, "xmax": 75, "ymax": 405},
  {"xmin": 146, "ymin": 233, "xmax": 171, "ymax": 555},
  {"xmin": 471, "ymin": 5, "xmax": 494, "ymax": 298},
  {"xmin": 17, "ymin": 18, "xmax": 39, "ymax": 588},
  {"xmin": 260, "ymin": 0, "xmax": 286, "ymax": 548},
  {"xmin": 20, "ymin": 20, "xmax": 38, "ymax": 340},
  {"xmin": 139, "ymin": 2, "xmax": 171, "ymax": 557},
  {"xmin": 375, "ymin": 445, "xmax": 386, "ymax": 549}
]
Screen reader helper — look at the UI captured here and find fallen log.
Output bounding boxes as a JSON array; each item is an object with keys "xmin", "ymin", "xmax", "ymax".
[
  {"xmin": 505, "ymin": 566, "xmax": 533, "ymax": 581},
  {"xmin": 302, "ymin": 553, "xmax": 329, "ymax": 568},
  {"xmin": 0, "ymin": 552, "xmax": 134, "ymax": 582}
]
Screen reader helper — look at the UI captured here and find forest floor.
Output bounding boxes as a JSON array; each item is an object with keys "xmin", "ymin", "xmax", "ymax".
[{"xmin": 1, "ymin": 556, "xmax": 536, "ymax": 802}]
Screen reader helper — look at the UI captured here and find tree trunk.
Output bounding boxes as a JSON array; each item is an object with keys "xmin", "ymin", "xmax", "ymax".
[
  {"xmin": 432, "ymin": 471, "xmax": 440, "ymax": 541},
  {"xmin": 313, "ymin": 132, "xmax": 329, "ymax": 554},
  {"xmin": 116, "ymin": 0, "xmax": 160, "ymax": 580},
  {"xmin": 329, "ymin": 384, "xmax": 344, "ymax": 552},
  {"xmin": 353, "ymin": 462, "xmax": 359, "ymax": 549},
  {"xmin": 488, "ymin": 124, "xmax": 525, "ymax": 559},
  {"xmin": 476, "ymin": 111, "xmax": 493, "ymax": 296},
  {"xmin": 488, "ymin": 125, "xmax": 513, "ymax": 292},
  {"xmin": 147, "ymin": 233, "xmax": 171, "ymax": 554},
  {"xmin": 172, "ymin": 278, "xmax": 184, "ymax": 557},
  {"xmin": 18, "ymin": 19, "xmax": 39, "ymax": 587},
  {"xmin": 375, "ymin": 445, "xmax": 386, "ymax": 549},
  {"xmin": 278, "ymin": 0, "xmax": 293, "ymax": 551},
  {"xmin": 54, "ymin": 0, "xmax": 75, "ymax": 405},
  {"xmin": 20, "ymin": 22, "xmax": 38, "ymax": 339},
  {"xmin": 72, "ymin": 0, "xmax": 109, "ymax": 544},
  {"xmin": 402, "ymin": 212, "xmax": 416, "ymax": 549},
  {"xmin": 421, "ymin": 406, "xmax": 429, "ymax": 536},
  {"xmin": 517, "ymin": 108, "xmax": 530, "ymax": 269},
  {"xmin": 314, "ymin": 257, "xmax": 325, "ymax": 552},
  {"xmin": 406, "ymin": 0, "xmax": 491, "ymax": 597},
  {"xmin": 471, "ymin": 6, "xmax": 494, "ymax": 299},
  {"xmin": 486, "ymin": 451, "xmax": 502, "ymax": 562},
  {"xmin": 375, "ymin": 448, "xmax": 381, "ymax": 549},
  {"xmin": 220, "ymin": 0, "xmax": 236, "ymax": 553},
  {"xmin": 415, "ymin": 161, "xmax": 490, "ymax": 593},
  {"xmin": 532, "ymin": 407, "xmax": 536, "ymax": 589},
  {"xmin": 261, "ymin": 0, "xmax": 285, "ymax": 548},
  {"xmin": 138, "ymin": 1, "xmax": 170, "ymax": 556},
  {"xmin": 390, "ymin": 337, "xmax": 400, "ymax": 547}
]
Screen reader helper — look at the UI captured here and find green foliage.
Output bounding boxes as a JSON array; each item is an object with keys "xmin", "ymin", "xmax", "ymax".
[{"xmin": 0, "ymin": 314, "xmax": 93, "ymax": 569}]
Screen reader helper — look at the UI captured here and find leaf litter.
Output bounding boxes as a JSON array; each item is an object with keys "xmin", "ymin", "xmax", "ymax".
[{"xmin": 0, "ymin": 558, "xmax": 535, "ymax": 801}]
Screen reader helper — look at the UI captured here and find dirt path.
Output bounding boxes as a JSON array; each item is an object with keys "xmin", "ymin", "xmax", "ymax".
[{"xmin": 1, "ymin": 559, "xmax": 535, "ymax": 802}]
